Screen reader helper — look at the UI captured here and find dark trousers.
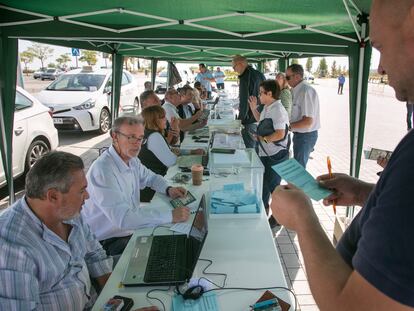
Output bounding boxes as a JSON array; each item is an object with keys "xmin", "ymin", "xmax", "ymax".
[
  {"xmin": 407, "ymin": 103, "xmax": 413, "ymax": 129},
  {"xmin": 293, "ymin": 131, "xmax": 318, "ymax": 168},
  {"xmin": 100, "ymin": 235, "xmax": 132, "ymax": 257},
  {"xmin": 216, "ymin": 83, "xmax": 225, "ymax": 89},
  {"xmin": 241, "ymin": 123, "xmax": 257, "ymax": 149},
  {"xmin": 338, "ymin": 83, "xmax": 344, "ymax": 94},
  {"xmin": 260, "ymin": 150, "xmax": 289, "ymax": 212}
]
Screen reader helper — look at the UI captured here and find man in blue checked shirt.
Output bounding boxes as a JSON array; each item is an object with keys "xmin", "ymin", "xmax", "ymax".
[{"xmin": 0, "ymin": 152, "xmax": 156, "ymax": 310}]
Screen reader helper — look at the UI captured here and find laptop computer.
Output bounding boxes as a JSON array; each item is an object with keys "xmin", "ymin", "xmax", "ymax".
[{"xmin": 121, "ymin": 195, "xmax": 208, "ymax": 287}]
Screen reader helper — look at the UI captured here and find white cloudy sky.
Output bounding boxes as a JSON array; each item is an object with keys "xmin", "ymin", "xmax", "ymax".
[{"xmin": 19, "ymin": 39, "xmax": 380, "ymax": 72}]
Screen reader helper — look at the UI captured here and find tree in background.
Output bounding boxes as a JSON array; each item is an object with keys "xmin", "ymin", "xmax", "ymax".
[
  {"xmin": 290, "ymin": 58, "xmax": 299, "ymax": 65},
  {"xmin": 330, "ymin": 60, "xmax": 338, "ymax": 77},
  {"xmin": 56, "ymin": 53, "xmax": 71, "ymax": 69},
  {"xmin": 317, "ymin": 57, "xmax": 328, "ymax": 77},
  {"xmin": 27, "ymin": 43, "xmax": 54, "ymax": 70},
  {"xmin": 20, "ymin": 50, "xmax": 34, "ymax": 74},
  {"xmin": 306, "ymin": 57, "xmax": 313, "ymax": 73},
  {"xmin": 79, "ymin": 50, "xmax": 98, "ymax": 65}
]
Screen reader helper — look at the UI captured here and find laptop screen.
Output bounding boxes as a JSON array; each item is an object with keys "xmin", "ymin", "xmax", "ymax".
[{"xmin": 186, "ymin": 195, "xmax": 208, "ymax": 275}]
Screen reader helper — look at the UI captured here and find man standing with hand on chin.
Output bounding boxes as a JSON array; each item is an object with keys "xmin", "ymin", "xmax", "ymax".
[
  {"xmin": 271, "ymin": 1, "xmax": 414, "ymax": 310},
  {"xmin": 82, "ymin": 116, "xmax": 190, "ymax": 256}
]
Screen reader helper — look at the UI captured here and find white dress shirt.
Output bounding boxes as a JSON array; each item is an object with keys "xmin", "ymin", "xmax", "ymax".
[
  {"xmin": 290, "ymin": 80, "xmax": 321, "ymax": 133},
  {"xmin": 147, "ymin": 132, "xmax": 177, "ymax": 167},
  {"xmin": 82, "ymin": 145, "xmax": 172, "ymax": 241},
  {"xmin": 258, "ymin": 100, "xmax": 289, "ymax": 157},
  {"xmin": 162, "ymin": 101, "xmax": 181, "ymax": 124}
]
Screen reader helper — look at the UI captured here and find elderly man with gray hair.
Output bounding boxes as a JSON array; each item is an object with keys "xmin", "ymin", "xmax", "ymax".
[
  {"xmin": 82, "ymin": 116, "xmax": 190, "ymax": 256},
  {"xmin": 0, "ymin": 151, "xmax": 114, "ymax": 310}
]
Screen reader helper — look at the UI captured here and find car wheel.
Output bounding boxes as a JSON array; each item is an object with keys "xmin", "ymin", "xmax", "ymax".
[
  {"xmin": 25, "ymin": 139, "xmax": 50, "ymax": 171},
  {"xmin": 98, "ymin": 108, "xmax": 111, "ymax": 134}
]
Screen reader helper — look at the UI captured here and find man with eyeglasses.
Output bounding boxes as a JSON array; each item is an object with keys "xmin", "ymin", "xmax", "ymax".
[
  {"xmin": 286, "ymin": 64, "xmax": 320, "ymax": 168},
  {"xmin": 232, "ymin": 54, "xmax": 266, "ymax": 149},
  {"xmin": 82, "ymin": 116, "xmax": 190, "ymax": 257}
]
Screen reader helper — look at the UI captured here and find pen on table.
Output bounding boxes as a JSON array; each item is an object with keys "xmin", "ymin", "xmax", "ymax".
[{"xmin": 326, "ymin": 156, "xmax": 337, "ymax": 215}]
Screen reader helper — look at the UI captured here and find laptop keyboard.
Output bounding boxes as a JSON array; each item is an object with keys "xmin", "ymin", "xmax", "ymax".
[{"xmin": 144, "ymin": 235, "xmax": 186, "ymax": 282}]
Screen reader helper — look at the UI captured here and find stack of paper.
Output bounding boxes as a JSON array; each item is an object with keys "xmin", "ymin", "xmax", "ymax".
[{"xmin": 210, "ymin": 183, "xmax": 259, "ymax": 214}]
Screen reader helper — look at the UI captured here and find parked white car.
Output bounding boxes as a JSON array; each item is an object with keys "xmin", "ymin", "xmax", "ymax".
[
  {"xmin": 0, "ymin": 86, "xmax": 59, "ymax": 188},
  {"xmin": 36, "ymin": 67, "xmax": 139, "ymax": 133}
]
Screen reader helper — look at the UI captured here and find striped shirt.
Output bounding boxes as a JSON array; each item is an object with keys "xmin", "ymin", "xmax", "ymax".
[{"xmin": 0, "ymin": 197, "xmax": 113, "ymax": 310}]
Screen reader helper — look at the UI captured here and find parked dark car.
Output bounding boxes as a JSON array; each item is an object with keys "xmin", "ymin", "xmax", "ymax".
[{"xmin": 41, "ymin": 68, "xmax": 63, "ymax": 81}]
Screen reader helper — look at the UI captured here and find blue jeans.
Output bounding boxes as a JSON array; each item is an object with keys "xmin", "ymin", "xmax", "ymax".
[
  {"xmin": 242, "ymin": 123, "xmax": 257, "ymax": 149},
  {"xmin": 293, "ymin": 131, "xmax": 318, "ymax": 168},
  {"xmin": 260, "ymin": 150, "xmax": 289, "ymax": 211}
]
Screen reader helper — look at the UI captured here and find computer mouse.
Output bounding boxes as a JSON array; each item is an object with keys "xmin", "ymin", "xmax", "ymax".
[{"xmin": 182, "ymin": 285, "xmax": 204, "ymax": 300}]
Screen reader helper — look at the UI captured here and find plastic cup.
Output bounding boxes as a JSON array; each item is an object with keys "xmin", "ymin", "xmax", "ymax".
[{"xmin": 191, "ymin": 164, "xmax": 204, "ymax": 186}]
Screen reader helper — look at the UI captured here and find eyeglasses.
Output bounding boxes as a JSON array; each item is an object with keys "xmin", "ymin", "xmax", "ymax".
[
  {"xmin": 116, "ymin": 131, "xmax": 145, "ymax": 144},
  {"xmin": 286, "ymin": 74, "xmax": 294, "ymax": 81}
]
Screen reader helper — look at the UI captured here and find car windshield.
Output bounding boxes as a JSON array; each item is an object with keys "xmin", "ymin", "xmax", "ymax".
[
  {"xmin": 46, "ymin": 69, "xmax": 55, "ymax": 73},
  {"xmin": 46, "ymin": 74, "xmax": 106, "ymax": 91},
  {"xmin": 158, "ymin": 71, "xmax": 167, "ymax": 77}
]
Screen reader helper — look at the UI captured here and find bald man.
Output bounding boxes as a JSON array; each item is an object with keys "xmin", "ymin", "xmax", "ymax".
[{"xmin": 232, "ymin": 55, "xmax": 265, "ymax": 148}]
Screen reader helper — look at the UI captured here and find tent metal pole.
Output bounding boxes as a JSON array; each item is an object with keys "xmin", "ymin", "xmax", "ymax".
[
  {"xmin": 150, "ymin": 58, "xmax": 157, "ymax": 91},
  {"xmin": 351, "ymin": 22, "xmax": 367, "ymax": 177},
  {"xmin": 348, "ymin": 21, "xmax": 367, "ymax": 218},
  {"xmin": 0, "ymin": 86, "xmax": 14, "ymax": 204}
]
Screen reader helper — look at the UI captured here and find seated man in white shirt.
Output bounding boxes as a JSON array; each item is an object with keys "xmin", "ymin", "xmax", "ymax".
[
  {"xmin": 82, "ymin": 116, "xmax": 190, "ymax": 256},
  {"xmin": 163, "ymin": 88, "xmax": 206, "ymax": 131},
  {"xmin": 162, "ymin": 88, "xmax": 206, "ymax": 142}
]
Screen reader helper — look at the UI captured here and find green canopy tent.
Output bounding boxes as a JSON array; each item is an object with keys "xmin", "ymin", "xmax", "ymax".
[{"xmin": 0, "ymin": 1, "xmax": 372, "ymax": 207}]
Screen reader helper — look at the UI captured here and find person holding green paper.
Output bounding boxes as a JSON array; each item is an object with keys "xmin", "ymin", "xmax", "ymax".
[{"xmin": 271, "ymin": 0, "xmax": 414, "ymax": 309}]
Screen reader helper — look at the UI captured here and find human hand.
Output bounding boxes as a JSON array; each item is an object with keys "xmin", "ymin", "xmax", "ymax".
[
  {"xmin": 194, "ymin": 110, "xmax": 203, "ymax": 119},
  {"xmin": 248, "ymin": 96, "xmax": 258, "ymax": 111},
  {"xmin": 170, "ymin": 117, "xmax": 180, "ymax": 131},
  {"xmin": 172, "ymin": 206, "xmax": 190, "ymax": 223},
  {"xmin": 317, "ymin": 173, "xmax": 374, "ymax": 207},
  {"xmin": 271, "ymin": 184, "xmax": 318, "ymax": 232},
  {"xmin": 171, "ymin": 147, "xmax": 180, "ymax": 156},
  {"xmin": 168, "ymin": 186, "xmax": 187, "ymax": 198},
  {"xmin": 168, "ymin": 128, "xmax": 179, "ymax": 137},
  {"xmin": 190, "ymin": 148, "xmax": 205, "ymax": 155},
  {"xmin": 376, "ymin": 156, "xmax": 388, "ymax": 168}
]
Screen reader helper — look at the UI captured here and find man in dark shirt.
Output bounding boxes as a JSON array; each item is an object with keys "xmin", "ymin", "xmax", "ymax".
[
  {"xmin": 232, "ymin": 55, "xmax": 265, "ymax": 149},
  {"xmin": 271, "ymin": 0, "xmax": 414, "ymax": 310}
]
